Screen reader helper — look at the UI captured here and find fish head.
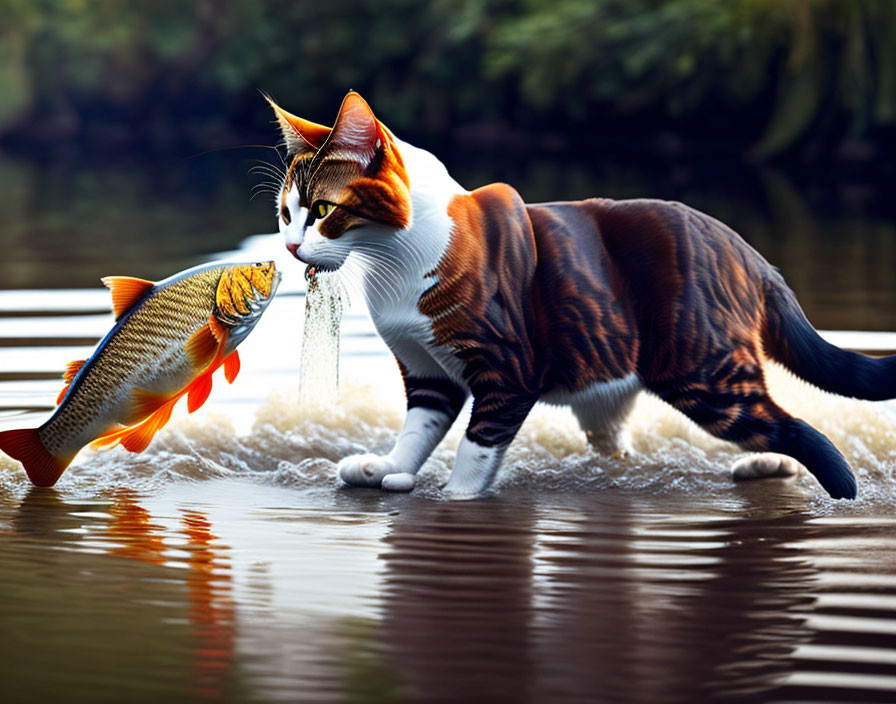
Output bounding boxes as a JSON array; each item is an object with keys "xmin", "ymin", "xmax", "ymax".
[{"xmin": 214, "ymin": 261, "xmax": 281, "ymax": 348}]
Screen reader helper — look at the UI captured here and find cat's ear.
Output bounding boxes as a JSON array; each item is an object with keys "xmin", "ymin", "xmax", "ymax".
[
  {"xmin": 320, "ymin": 91, "xmax": 382, "ymax": 163},
  {"xmin": 264, "ymin": 95, "xmax": 331, "ymax": 154}
]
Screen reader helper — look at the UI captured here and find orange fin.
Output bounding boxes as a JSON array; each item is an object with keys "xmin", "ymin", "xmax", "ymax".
[
  {"xmin": 92, "ymin": 399, "xmax": 176, "ymax": 453},
  {"xmin": 207, "ymin": 316, "xmax": 227, "ymax": 345},
  {"xmin": 186, "ymin": 317, "xmax": 228, "ymax": 370},
  {"xmin": 223, "ymin": 351, "xmax": 240, "ymax": 384},
  {"xmin": 101, "ymin": 276, "xmax": 154, "ymax": 319},
  {"xmin": 92, "ymin": 427, "xmax": 126, "ymax": 449},
  {"xmin": 63, "ymin": 359, "xmax": 86, "ymax": 383},
  {"xmin": 187, "ymin": 373, "xmax": 213, "ymax": 413},
  {"xmin": 186, "ymin": 324, "xmax": 219, "ymax": 369},
  {"xmin": 0, "ymin": 428, "xmax": 72, "ymax": 487},
  {"xmin": 131, "ymin": 388, "xmax": 171, "ymax": 423},
  {"xmin": 56, "ymin": 384, "xmax": 71, "ymax": 406},
  {"xmin": 119, "ymin": 403, "xmax": 175, "ymax": 453}
]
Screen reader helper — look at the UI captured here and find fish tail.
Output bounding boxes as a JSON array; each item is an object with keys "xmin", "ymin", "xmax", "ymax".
[{"xmin": 0, "ymin": 428, "xmax": 72, "ymax": 487}]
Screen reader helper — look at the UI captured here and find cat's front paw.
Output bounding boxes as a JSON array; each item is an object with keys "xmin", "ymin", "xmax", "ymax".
[{"xmin": 337, "ymin": 453, "xmax": 416, "ymax": 492}]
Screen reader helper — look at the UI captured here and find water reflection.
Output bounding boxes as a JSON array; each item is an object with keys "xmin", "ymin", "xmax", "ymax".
[
  {"xmin": 0, "ymin": 151, "xmax": 270, "ymax": 290},
  {"xmin": 1, "ymin": 147, "xmax": 895, "ymax": 330},
  {"xmin": 379, "ymin": 499, "xmax": 536, "ymax": 703},
  {"xmin": 104, "ymin": 492, "xmax": 238, "ymax": 701},
  {"xmin": 181, "ymin": 510, "xmax": 236, "ymax": 701},
  {"xmin": 106, "ymin": 490, "xmax": 167, "ymax": 564},
  {"xmin": 372, "ymin": 493, "xmax": 896, "ymax": 704},
  {"xmin": 0, "ymin": 488, "xmax": 244, "ymax": 703},
  {"xmin": 2, "ymin": 485, "xmax": 896, "ymax": 702}
]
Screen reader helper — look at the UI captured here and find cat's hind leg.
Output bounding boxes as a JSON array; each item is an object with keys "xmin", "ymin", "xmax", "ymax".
[
  {"xmin": 570, "ymin": 375, "xmax": 642, "ymax": 457},
  {"xmin": 649, "ymin": 347, "xmax": 857, "ymax": 499}
]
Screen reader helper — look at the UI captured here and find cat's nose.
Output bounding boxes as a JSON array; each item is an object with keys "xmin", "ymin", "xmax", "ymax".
[{"xmin": 286, "ymin": 243, "xmax": 301, "ymax": 260}]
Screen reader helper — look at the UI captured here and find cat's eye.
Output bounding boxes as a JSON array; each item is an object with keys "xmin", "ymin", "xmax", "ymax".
[
  {"xmin": 314, "ymin": 202, "xmax": 336, "ymax": 219},
  {"xmin": 280, "ymin": 205, "xmax": 291, "ymax": 225}
]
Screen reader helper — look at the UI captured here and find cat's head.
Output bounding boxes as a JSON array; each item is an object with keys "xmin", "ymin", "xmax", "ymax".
[{"xmin": 267, "ymin": 92, "xmax": 411, "ymax": 271}]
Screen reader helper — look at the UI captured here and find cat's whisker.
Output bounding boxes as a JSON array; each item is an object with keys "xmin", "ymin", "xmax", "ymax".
[
  {"xmin": 253, "ymin": 155, "xmax": 287, "ymax": 174},
  {"xmin": 249, "ymin": 185, "xmax": 282, "ymax": 202},
  {"xmin": 249, "ymin": 163, "xmax": 286, "ymax": 181},
  {"xmin": 249, "ymin": 183, "xmax": 281, "ymax": 198}
]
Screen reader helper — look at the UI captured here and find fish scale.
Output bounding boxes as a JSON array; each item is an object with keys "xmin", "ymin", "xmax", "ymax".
[
  {"xmin": 41, "ymin": 273, "xmax": 218, "ymax": 455},
  {"xmin": 0, "ymin": 260, "xmax": 280, "ymax": 485}
]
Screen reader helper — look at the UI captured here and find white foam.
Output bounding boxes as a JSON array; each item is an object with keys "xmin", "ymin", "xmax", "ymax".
[{"xmin": 3, "ymin": 360, "xmax": 894, "ymax": 506}]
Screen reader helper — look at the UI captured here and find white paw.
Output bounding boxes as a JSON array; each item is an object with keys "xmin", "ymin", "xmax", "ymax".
[
  {"xmin": 381, "ymin": 472, "xmax": 416, "ymax": 492},
  {"xmin": 732, "ymin": 453, "xmax": 802, "ymax": 482},
  {"xmin": 442, "ymin": 485, "xmax": 482, "ymax": 501},
  {"xmin": 337, "ymin": 453, "xmax": 416, "ymax": 491},
  {"xmin": 587, "ymin": 429, "xmax": 633, "ymax": 458},
  {"xmin": 338, "ymin": 453, "xmax": 397, "ymax": 487},
  {"xmin": 442, "ymin": 474, "xmax": 490, "ymax": 501}
]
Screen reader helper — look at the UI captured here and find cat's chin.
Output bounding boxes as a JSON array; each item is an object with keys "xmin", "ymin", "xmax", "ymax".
[{"xmin": 304, "ymin": 262, "xmax": 342, "ymax": 280}]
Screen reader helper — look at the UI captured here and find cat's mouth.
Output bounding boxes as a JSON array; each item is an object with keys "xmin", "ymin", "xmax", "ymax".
[
  {"xmin": 286, "ymin": 243, "xmax": 344, "ymax": 273},
  {"xmin": 304, "ymin": 263, "xmax": 340, "ymax": 280}
]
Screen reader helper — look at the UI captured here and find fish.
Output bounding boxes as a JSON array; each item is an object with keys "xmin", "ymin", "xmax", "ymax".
[{"xmin": 0, "ymin": 260, "xmax": 281, "ymax": 487}]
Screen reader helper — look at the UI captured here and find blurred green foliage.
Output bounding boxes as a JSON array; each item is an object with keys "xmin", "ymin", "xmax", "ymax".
[{"xmin": 0, "ymin": 0, "xmax": 893, "ymax": 159}]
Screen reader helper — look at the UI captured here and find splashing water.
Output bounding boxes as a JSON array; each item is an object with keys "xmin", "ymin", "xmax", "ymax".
[{"xmin": 298, "ymin": 269, "xmax": 344, "ymax": 412}]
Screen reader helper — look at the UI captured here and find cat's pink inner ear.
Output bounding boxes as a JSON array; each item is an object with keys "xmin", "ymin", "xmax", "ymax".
[
  {"xmin": 324, "ymin": 91, "xmax": 381, "ymax": 159},
  {"xmin": 264, "ymin": 95, "xmax": 331, "ymax": 151}
]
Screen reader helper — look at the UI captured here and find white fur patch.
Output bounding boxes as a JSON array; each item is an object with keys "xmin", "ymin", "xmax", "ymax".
[
  {"xmin": 357, "ymin": 138, "xmax": 469, "ymax": 381},
  {"xmin": 443, "ymin": 437, "xmax": 504, "ymax": 499},
  {"xmin": 388, "ymin": 406, "xmax": 456, "ymax": 472},
  {"xmin": 540, "ymin": 373, "xmax": 643, "ymax": 408},
  {"xmin": 279, "ymin": 183, "xmax": 305, "ymax": 248}
]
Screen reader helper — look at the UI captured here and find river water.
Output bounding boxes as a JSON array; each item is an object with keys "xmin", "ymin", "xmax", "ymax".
[{"xmin": 1, "ymin": 151, "xmax": 895, "ymax": 703}]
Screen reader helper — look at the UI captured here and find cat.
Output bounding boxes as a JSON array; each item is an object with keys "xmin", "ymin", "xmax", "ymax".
[{"xmin": 268, "ymin": 91, "xmax": 890, "ymax": 500}]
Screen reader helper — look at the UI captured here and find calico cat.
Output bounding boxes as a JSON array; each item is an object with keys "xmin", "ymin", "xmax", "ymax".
[{"xmin": 269, "ymin": 91, "xmax": 889, "ymax": 500}]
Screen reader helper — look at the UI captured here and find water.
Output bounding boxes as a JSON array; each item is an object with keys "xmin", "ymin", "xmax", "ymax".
[
  {"xmin": 1, "ymin": 151, "xmax": 896, "ymax": 702},
  {"xmin": 298, "ymin": 271, "xmax": 344, "ymax": 412}
]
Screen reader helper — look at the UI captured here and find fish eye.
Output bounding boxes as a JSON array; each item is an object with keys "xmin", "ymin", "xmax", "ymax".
[
  {"xmin": 314, "ymin": 202, "xmax": 336, "ymax": 219},
  {"xmin": 280, "ymin": 205, "xmax": 291, "ymax": 225}
]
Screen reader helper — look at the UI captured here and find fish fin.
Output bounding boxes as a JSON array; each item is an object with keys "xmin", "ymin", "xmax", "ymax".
[
  {"xmin": 63, "ymin": 359, "xmax": 86, "ymax": 383},
  {"xmin": 208, "ymin": 316, "xmax": 227, "ymax": 345},
  {"xmin": 223, "ymin": 351, "xmax": 240, "ymax": 384},
  {"xmin": 101, "ymin": 276, "xmax": 154, "ymax": 319},
  {"xmin": 0, "ymin": 428, "xmax": 72, "ymax": 487},
  {"xmin": 56, "ymin": 359, "xmax": 87, "ymax": 404},
  {"xmin": 119, "ymin": 402, "xmax": 175, "ymax": 453},
  {"xmin": 93, "ymin": 399, "xmax": 177, "ymax": 454},
  {"xmin": 56, "ymin": 384, "xmax": 71, "ymax": 406},
  {"xmin": 185, "ymin": 324, "xmax": 219, "ymax": 369},
  {"xmin": 91, "ymin": 431, "xmax": 123, "ymax": 449},
  {"xmin": 131, "ymin": 388, "xmax": 171, "ymax": 423},
  {"xmin": 187, "ymin": 373, "xmax": 213, "ymax": 413}
]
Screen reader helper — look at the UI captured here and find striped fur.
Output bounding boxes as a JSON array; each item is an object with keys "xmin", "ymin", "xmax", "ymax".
[{"xmin": 271, "ymin": 92, "xmax": 889, "ymax": 500}]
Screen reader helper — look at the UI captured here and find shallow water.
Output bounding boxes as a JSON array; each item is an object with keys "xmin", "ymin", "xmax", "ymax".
[{"xmin": 2, "ymin": 153, "xmax": 896, "ymax": 702}]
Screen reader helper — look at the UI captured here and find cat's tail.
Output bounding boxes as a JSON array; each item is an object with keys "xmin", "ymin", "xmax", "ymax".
[{"xmin": 762, "ymin": 281, "xmax": 896, "ymax": 401}]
